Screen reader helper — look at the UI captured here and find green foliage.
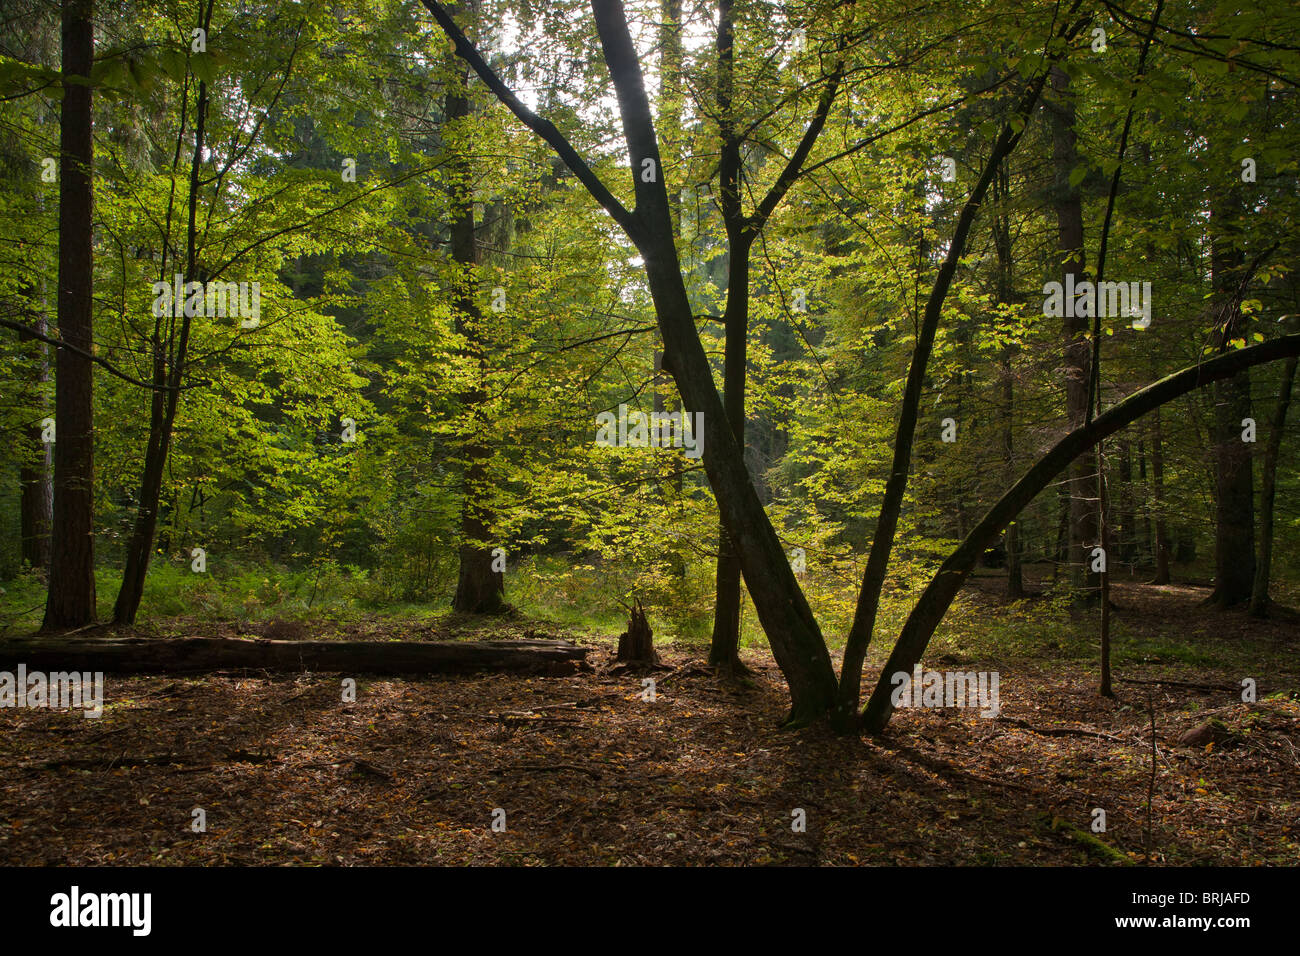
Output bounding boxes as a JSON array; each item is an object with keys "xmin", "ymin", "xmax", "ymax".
[{"xmin": 1, "ymin": 0, "xmax": 1298, "ymax": 674}]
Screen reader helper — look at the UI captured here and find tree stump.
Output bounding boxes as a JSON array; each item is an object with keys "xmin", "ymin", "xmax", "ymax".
[{"xmin": 616, "ymin": 600, "xmax": 657, "ymax": 664}]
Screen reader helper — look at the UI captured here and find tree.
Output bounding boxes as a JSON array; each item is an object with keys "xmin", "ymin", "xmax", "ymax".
[
  {"xmin": 447, "ymin": 0, "xmax": 507, "ymax": 615},
  {"xmin": 17, "ymin": 307, "xmax": 53, "ymax": 571},
  {"xmin": 1204, "ymin": 191, "xmax": 1257, "ymax": 610},
  {"xmin": 112, "ymin": 1, "xmax": 214, "ymax": 625},
  {"xmin": 1045, "ymin": 62, "xmax": 1098, "ymax": 606},
  {"xmin": 707, "ymin": 0, "xmax": 844, "ymax": 670},
  {"xmin": 42, "ymin": 0, "xmax": 96, "ymax": 631},
  {"xmin": 424, "ymin": 0, "xmax": 841, "ymax": 723},
  {"xmin": 862, "ymin": 334, "xmax": 1300, "ymax": 733},
  {"xmin": 1250, "ymin": 356, "xmax": 1297, "ymax": 616}
]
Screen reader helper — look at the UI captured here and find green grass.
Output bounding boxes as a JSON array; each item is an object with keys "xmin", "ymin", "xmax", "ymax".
[{"xmin": 3, "ymin": 553, "xmax": 1297, "ymax": 690}]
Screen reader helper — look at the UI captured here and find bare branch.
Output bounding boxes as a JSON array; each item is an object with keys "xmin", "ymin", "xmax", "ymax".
[
  {"xmin": 420, "ymin": 0, "xmax": 637, "ymax": 235},
  {"xmin": 0, "ymin": 315, "xmax": 180, "ymax": 391}
]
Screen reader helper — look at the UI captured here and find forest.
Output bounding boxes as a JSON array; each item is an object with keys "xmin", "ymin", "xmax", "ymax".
[{"xmin": 0, "ymin": 0, "xmax": 1297, "ymax": 872}]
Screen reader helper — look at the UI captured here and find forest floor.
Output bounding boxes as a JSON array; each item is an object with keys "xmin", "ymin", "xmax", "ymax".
[{"xmin": 1, "ymin": 572, "xmax": 1297, "ymax": 866}]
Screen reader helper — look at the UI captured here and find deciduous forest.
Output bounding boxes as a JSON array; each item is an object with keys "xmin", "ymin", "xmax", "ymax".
[{"xmin": 0, "ymin": 0, "xmax": 1298, "ymax": 879}]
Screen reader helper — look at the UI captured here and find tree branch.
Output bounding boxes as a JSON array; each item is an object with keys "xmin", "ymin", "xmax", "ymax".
[
  {"xmin": 590, "ymin": 0, "xmax": 668, "ymax": 238},
  {"xmin": 751, "ymin": 63, "xmax": 844, "ymax": 232},
  {"xmin": 0, "ymin": 316, "xmax": 180, "ymax": 392},
  {"xmin": 420, "ymin": 0, "xmax": 637, "ymax": 235}
]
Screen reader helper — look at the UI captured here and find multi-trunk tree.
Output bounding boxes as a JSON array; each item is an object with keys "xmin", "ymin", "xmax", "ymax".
[{"xmin": 424, "ymin": 0, "xmax": 1300, "ymax": 732}]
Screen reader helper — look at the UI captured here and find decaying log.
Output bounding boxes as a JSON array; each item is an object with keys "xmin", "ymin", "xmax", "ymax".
[{"xmin": 0, "ymin": 635, "xmax": 588, "ymax": 676}]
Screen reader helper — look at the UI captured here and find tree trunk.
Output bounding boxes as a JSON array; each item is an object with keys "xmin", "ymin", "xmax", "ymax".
[
  {"xmin": 113, "ymin": 41, "xmax": 211, "ymax": 625},
  {"xmin": 992, "ymin": 157, "xmax": 1023, "ymax": 600},
  {"xmin": 654, "ymin": 0, "xmax": 686, "ymax": 575},
  {"xmin": 1149, "ymin": 405, "xmax": 1171, "ymax": 584},
  {"xmin": 861, "ymin": 334, "xmax": 1300, "ymax": 734},
  {"xmin": 446, "ymin": 9, "xmax": 506, "ymax": 616},
  {"xmin": 1209, "ymin": 372, "xmax": 1256, "ymax": 607},
  {"xmin": 1053, "ymin": 483, "xmax": 1069, "ymax": 580},
  {"xmin": 1002, "ymin": 354, "xmax": 1025, "ymax": 600},
  {"xmin": 19, "ymin": 308, "xmax": 53, "ymax": 570},
  {"xmin": 1047, "ymin": 65, "xmax": 1098, "ymax": 607},
  {"xmin": 1206, "ymin": 194, "xmax": 1255, "ymax": 609},
  {"xmin": 707, "ymin": 233, "xmax": 752, "ymax": 666},
  {"xmin": 1117, "ymin": 438, "xmax": 1134, "ymax": 564},
  {"xmin": 42, "ymin": 0, "xmax": 96, "ymax": 631},
  {"xmin": 833, "ymin": 78, "xmax": 1054, "ymax": 728},
  {"xmin": 708, "ymin": 0, "xmax": 749, "ymax": 670},
  {"xmin": 1096, "ymin": 440, "xmax": 1113, "ymax": 697},
  {"xmin": 1249, "ymin": 356, "xmax": 1297, "ymax": 616}
]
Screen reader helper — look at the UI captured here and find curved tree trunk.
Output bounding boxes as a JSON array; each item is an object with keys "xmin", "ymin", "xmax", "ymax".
[{"xmin": 861, "ymin": 334, "xmax": 1300, "ymax": 734}]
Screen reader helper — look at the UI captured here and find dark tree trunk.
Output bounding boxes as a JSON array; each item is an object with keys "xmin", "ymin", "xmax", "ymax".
[
  {"xmin": 992, "ymin": 158, "xmax": 1023, "ymax": 600},
  {"xmin": 446, "ymin": 14, "xmax": 506, "ymax": 616},
  {"xmin": 1209, "ymin": 372, "xmax": 1256, "ymax": 608},
  {"xmin": 1117, "ymin": 438, "xmax": 1134, "ymax": 564},
  {"xmin": 1206, "ymin": 195, "xmax": 1255, "ymax": 609},
  {"xmin": 20, "ymin": 420, "xmax": 53, "ymax": 570},
  {"xmin": 1002, "ymin": 354, "xmax": 1025, "ymax": 600},
  {"xmin": 19, "ymin": 309, "xmax": 53, "ymax": 570},
  {"xmin": 654, "ymin": 0, "xmax": 686, "ymax": 572},
  {"xmin": 708, "ymin": 0, "xmax": 749, "ymax": 669},
  {"xmin": 1047, "ymin": 65, "xmax": 1098, "ymax": 606},
  {"xmin": 1149, "ymin": 406, "xmax": 1171, "ymax": 583},
  {"xmin": 114, "ymin": 35, "xmax": 211, "ymax": 625},
  {"xmin": 1096, "ymin": 441, "xmax": 1113, "ymax": 697},
  {"xmin": 1054, "ymin": 483, "xmax": 1069, "ymax": 579},
  {"xmin": 1138, "ymin": 438, "xmax": 1153, "ymax": 566},
  {"xmin": 1250, "ymin": 356, "xmax": 1297, "ymax": 616},
  {"xmin": 42, "ymin": 0, "xmax": 96, "ymax": 631},
  {"xmin": 707, "ymin": 231, "xmax": 751, "ymax": 667}
]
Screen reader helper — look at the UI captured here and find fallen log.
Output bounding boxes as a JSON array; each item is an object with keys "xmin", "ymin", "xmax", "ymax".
[{"xmin": 0, "ymin": 635, "xmax": 588, "ymax": 676}]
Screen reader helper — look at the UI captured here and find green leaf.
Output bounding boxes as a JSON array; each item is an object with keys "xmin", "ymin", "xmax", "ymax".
[
  {"xmin": 191, "ymin": 52, "xmax": 217, "ymax": 85},
  {"xmin": 159, "ymin": 49, "xmax": 187, "ymax": 82}
]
